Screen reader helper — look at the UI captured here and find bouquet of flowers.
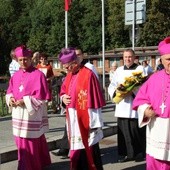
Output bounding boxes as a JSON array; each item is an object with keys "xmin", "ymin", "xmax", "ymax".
[{"xmin": 113, "ymin": 71, "xmax": 148, "ymax": 104}]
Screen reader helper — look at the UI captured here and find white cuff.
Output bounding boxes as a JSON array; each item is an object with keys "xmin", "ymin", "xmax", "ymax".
[{"xmin": 138, "ymin": 103, "xmax": 151, "ymax": 127}]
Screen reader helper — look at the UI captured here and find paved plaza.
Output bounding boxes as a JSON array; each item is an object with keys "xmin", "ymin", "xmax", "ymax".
[{"xmin": 0, "ymin": 102, "xmax": 146, "ymax": 170}]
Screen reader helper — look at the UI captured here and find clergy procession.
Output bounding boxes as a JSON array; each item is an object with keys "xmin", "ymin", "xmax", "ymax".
[
  {"xmin": 2, "ymin": 36, "xmax": 170, "ymax": 170},
  {"xmin": 0, "ymin": 0, "xmax": 170, "ymax": 169}
]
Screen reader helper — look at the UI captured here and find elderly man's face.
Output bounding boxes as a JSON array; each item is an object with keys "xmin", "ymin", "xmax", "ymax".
[
  {"xmin": 18, "ymin": 56, "xmax": 32, "ymax": 70},
  {"xmin": 161, "ymin": 54, "xmax": 170, "ymax": 74},
  {"xmin": 63, "ymin": 61, "xmax": 78, "ymax": 73}
]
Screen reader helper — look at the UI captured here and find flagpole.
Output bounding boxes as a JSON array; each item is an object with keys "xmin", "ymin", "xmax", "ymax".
[
  {"xmin": 101, "ymin": 0, "xmax": 105, "ymax": 90},
  {"xmin": 65, "ymin": 10, "xmax": 68, "ymax": 48}
]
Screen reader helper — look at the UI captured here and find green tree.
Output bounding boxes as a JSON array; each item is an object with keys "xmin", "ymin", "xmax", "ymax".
[
  {"xmin": 0, "ymin": 0, "xmax": 18, "ymax": 75},
  {"xmin": 28, "ymin": 0, "xmax": 65, "ymax": 55},
  {"xmin": 139, "ymin": 0, "xmax": 170, "ymax": 46},
  {"xmin": 69, "ymin": 0, "xmax": 102, "ymax": 54},
  {"xmin": 107, "ymin": 0, "xmax": 131, "ymax": 49},
  {"xmin": 1, "ymin": 0, "xmax": 170, "ymax": 76}
]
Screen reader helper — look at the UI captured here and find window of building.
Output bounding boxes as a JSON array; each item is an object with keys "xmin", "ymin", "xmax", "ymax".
[
  {"xmin": 53, "ymin": 60, "xmax": 60, "ymax": 69},
  {"xmin": 97, "ymin": 58, "xmax": 103, "ymax": 68}
]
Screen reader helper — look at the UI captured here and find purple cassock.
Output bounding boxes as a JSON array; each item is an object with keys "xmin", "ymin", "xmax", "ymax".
[
  {"xmin": 133, "ymin": 69, "xmax": 170, "ymax": 118},
  {"xmin": 7, "ymin": 66, "xmax": 50, "ymax": 100},
  {"xmin": 132, "ymin": 36, "xmax": 170, "ymax": 170},
  {"xmin": 6, "ymin": 65, "xmax": 51, "ymax": 170}
]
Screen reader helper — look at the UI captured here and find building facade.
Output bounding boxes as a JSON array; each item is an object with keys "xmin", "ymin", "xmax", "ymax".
[{"xmin": 49, "ymin": 46, "xmax": 160, "ymax": 77}]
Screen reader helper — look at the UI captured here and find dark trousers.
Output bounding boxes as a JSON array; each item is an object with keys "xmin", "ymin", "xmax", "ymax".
[
  {"xmin": 118, "ymin": 118, "xmax": 146, "ymax": 158},
  {"xmin": 59, "ymin": 125, "xmax": 69, "ymax": 150},
  {"xmin": 76, "ymin": 143, "xmax": 103, "ymax": 170}
]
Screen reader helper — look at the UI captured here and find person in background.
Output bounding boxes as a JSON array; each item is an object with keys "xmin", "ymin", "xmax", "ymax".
[
  {"xmin": 142, "ymin": 60, "xmax": 153, "ymax": 75},
  {"xmin": 36, "ymin": 52, "xmax": 54, "ymax": 89},
  {"xmin": 52, "ymin": 124, "xmax": 70, "ymax": 158},
  {"xmin": 76, "ymin": 49, "xmax": 99, "ymax": 79},
  {"xmin": 109, "ymin": 61, "xmax": 118, "ymax": 82},
  {"xmin": 108, "ymin": 49, "xmax": 146, "ymax": 163},
  {"xmin": 134, "ymin": 57, "xmax": 141, "ymax": 65},
  {"xmin": 156, "ymin": 58, "xmax": 164, "ymax": 71},
  {"xmin": 133, "ymin": 36, "xmax": 170, "ymax": 170},
  {"xmin": 9, "ymin": 49, "xmax": 20, "ymax": 77},
  {"xmin": 59, "ymin": 47, "xmax": 105, "ymax": 170},
  {"xmin": 6, "ymin": 45, "xmax": 51, "ymax": 170},
  {"xmin": 36, "ymin": 52, "xmax": 54, "ymax": 101},
  {"xmin": 32, "ymin": 51, "xmax": 40, "ymax": 67},
  {"xmin": 52, "ymin": 71, "xmax": 69, "ymax": 158}
]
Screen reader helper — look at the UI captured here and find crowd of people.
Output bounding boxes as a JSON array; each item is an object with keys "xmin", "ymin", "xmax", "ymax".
[{"xmin": 5, "ymin": 36, "xmax": 170, "ymax": 170}]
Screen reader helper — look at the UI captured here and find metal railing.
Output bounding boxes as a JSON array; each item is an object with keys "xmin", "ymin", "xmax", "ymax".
[{"xmin": 0, "ymin": 83, "xmax": 8, "ymax": 116}]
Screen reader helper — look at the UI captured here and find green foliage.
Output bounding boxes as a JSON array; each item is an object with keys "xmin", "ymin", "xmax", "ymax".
[
  {"xmin": 65, "ymin": 0, "xmax": 103, "ymax": 54},
  {"xmin": 107, "ymin": 0, "xmax": 131, "ymax": 48},
  {"xmin": 0, "ymin": 89, "xmax": 8, "ymax": 117},
  {"xmin": 0, "ymin": 0, "xmax": 170, "ymax": 74},
  {"xmin": 28, "ymin": 0, "xmax": 65, "ymax": 55},
  {"xmin": 139, "ymin": 0, "xmax": 170, "ymax": 46}
]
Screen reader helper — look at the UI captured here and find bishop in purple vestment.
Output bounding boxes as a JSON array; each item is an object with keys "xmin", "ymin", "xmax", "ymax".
[
  {"xmin": 6, "ymin": 45, "xmax": 51, "ymax": 170},
  {"xmin": 133, "ymin": 37, "xmax": 170, "ymax": 170}
]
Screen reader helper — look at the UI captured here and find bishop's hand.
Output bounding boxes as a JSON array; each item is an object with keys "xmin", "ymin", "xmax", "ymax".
[
  {"xmin": 62, "ymin": 94, "xmax": 71, "ymax": 106},
  {"xmin": 9, "ymin": 97, "xmax": 17, "ymax": 107},
  {"xmin": 15, "ymin": 99, "xmax": 25, "ymax": 107},
  {"xmin": 144, "ymin": 106, "xmax": 155, "ymax": 118}
]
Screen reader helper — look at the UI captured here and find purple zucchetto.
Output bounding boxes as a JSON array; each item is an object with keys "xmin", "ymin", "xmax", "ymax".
[
  {"xmin": 14, "ymin": 45, "xmax": 32, "ymax": 58},
  {"xmin": 158, "ymin": 37, "xmax": 170, "ymax": 56},
  {"xmin": 59, "ymin": 48, "xmax": 77, "ymax": 64}
]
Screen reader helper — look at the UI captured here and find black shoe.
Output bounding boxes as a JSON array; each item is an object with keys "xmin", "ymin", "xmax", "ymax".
[
  {"xmin": 55, "ymin": 149, "xmax": 69, "ymax": 156},
  {"xmin": 61, "ymin": 155, "xmax": 70, "ymax": 159},
  {"xmin": 135, "ymin": 153, "xmax": 145, "ymax": 162},
  {"xmin": 118, "ymin": 156, "xmax": 134, "ymax": 163}
]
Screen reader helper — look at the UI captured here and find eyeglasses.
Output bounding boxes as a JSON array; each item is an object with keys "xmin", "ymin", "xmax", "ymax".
[{"xmin": 63, "ymin": 62, "xmax": 76, "ymax": 69}]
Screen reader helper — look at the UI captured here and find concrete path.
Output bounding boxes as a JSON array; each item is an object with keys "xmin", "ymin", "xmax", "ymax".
[
  {"xmin": 0, "ymin": 102, "xmax": 146, "ymax": 169},
  {"xmin": 1, "ymin": 135, "xmax": 146, "ymax": 170},
  {"xmin": 0, "ymin": 102, "xmax": 116, "ymax": 162}
]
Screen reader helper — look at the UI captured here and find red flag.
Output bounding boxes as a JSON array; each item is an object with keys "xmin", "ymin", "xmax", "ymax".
[{"xmin": 65, "ymin": 0, "xmax": 72, "ymax": 11}]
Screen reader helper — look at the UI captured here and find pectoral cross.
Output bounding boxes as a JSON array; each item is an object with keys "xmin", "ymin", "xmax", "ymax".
[
  {"xmin": 160, "ymin": 102, "xmax": 166, "ymax": 114},
  {"xmin": 19, "ymin": 84, "xmax": 24, "ymax": 92}
]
